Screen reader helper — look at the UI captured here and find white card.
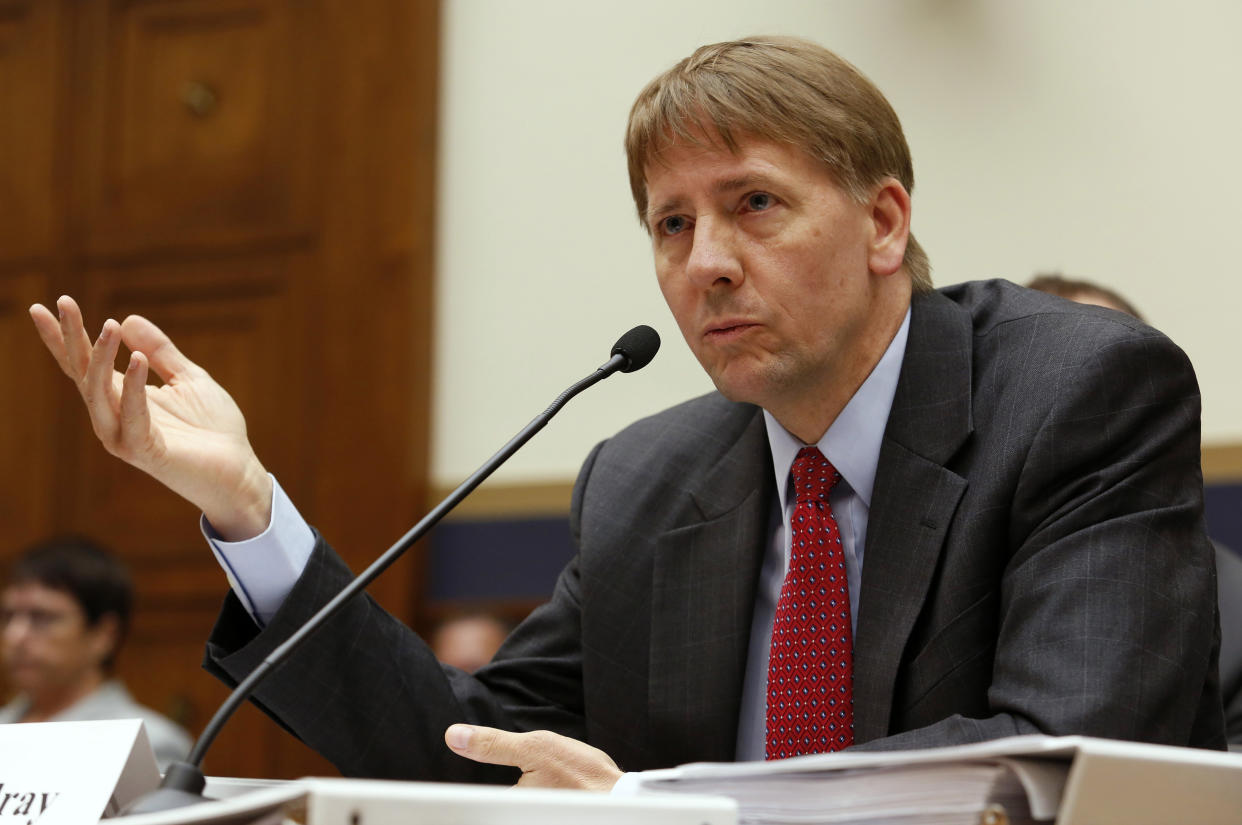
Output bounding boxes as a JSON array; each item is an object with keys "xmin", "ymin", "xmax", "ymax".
[{"xmin": 0, "ymin": 718, "xmax": 160, "ymax": 823}]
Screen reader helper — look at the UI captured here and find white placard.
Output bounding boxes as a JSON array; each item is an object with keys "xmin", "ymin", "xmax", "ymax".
[
  {"xmin": 110, "ymin": 777, "xmax": 738, "ymax": 825},
  {"xmin": 301, "ymin": 778, "xmax": 737, "ymax": 825},
  {"xmin": 0, "ymin": 719, "xmax": 160, "ymax": 823}
]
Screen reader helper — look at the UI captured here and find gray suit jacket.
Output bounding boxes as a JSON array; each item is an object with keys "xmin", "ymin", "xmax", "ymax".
[{"xmin": 205, "ymin": 279, "xmax": 1224, "ymax": 781}]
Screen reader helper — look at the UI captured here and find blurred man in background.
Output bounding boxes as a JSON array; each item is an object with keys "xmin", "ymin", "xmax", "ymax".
[
  {"xmin": 1026, "ymin": 273, "xmax": 1142, "ymax": 317},
  {"xmin": 430, "ymin": 613, "xmax": 511, "ymax": 674},
  {"xmin": 0, "ymin": 536, "xmax": 192, "ymax": 769}
]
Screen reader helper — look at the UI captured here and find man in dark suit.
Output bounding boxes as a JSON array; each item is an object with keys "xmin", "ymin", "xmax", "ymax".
[{"xmin": 29, "ymin": 36, "xmax": 1224, "ymax": 786}]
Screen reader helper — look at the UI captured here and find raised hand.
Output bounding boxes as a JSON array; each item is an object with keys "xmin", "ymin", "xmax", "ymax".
[{"xmin": 29, "ymin": 295, "xmax": 273, "ymax": 540}]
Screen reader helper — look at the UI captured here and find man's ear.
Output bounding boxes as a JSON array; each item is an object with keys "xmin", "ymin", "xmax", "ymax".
[
  {"xmin": 87, "ymin": 613, "xmax": 121, "ymax": 669},
  {"xmin": 868, "ymin": 178, "xmax": 912, "ymax": 277}
]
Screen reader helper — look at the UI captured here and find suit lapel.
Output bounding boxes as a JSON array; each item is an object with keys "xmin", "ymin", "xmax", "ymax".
[
  {"xmin": 649, "ymin": 406, "xmax": 772, "ymax": 764},
  {"xmin": 852, "ymin": 291, "xmax": 974, "ymax": 743}
]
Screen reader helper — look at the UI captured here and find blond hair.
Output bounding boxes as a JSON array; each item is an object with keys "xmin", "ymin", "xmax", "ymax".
[{"xmin": 625, "ymin": 36, "xmax": 932, "ymax": 292}]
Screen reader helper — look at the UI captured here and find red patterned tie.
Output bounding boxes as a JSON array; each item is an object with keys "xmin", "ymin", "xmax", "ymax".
[{"xmin": 766, "ymin": 446, "xmax": 854, "ymax": 759}]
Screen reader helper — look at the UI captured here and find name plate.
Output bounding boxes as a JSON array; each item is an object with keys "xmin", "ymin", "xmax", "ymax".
[{"xmin": 0, "ymin": 719, "xmax": 159, "ymax": 823}]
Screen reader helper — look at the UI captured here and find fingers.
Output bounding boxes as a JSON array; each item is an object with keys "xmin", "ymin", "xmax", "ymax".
[
  {"xmin": 83, "ymin": 318, "xmax": 124, "ymax": 446},
  {"xmin": 31, "ymin": 296, "xmax": 158, "ymax": 461},
  {"xmin": 30, "ymin": 295, "xmax": 197, "ymax": 389},
  {"xmin": 28, "ymin": 303, "xmax": 66, "ymax": 368},
  {"xmin": 57, "ymin": 296, "xmax": 96, "ymax": 378},
  {"xmin": 444, "ymin": 724, "xmax": 537, "ymax": 772},
  {"xmin": 90, "ymin": 329, "xmax": 169, "ymax": 463},
  {"xmin": 120, "ymin": 315, "xmax": 197, "ymax": 385},
  {"xmin": 120, "ymin": 351, "xmax": 154, "ymax": 452},
  {"xmin": 29, "ymin": 296, "xmax": 93, "ymax": 379},
  {"xmin": 444, "ymin": 725, "xmax": 621, "ymax": 791}
]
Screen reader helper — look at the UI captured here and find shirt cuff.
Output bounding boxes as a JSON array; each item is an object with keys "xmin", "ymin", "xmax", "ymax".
[{"xmin": 201, "ymin": 475, "xmax": 315, "ymax": 627}]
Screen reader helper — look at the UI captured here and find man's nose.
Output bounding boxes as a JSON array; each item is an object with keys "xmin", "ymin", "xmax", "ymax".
[
  {"xmin": 684, "ymin": 218, "xmax": 742, "ymax": 290},
  {"xmin": 2, "ymin": 616, "xmax": 29, "ymax": 646}
]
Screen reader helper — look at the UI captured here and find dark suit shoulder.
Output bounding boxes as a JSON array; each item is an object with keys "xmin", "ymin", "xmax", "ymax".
[
  {"xmin": 934, "ymin": 279, "xmax": 1199, "ymax": 415},
  {"xmin": 600, "ymin": 392, "xmax": 760, "ymax": 462},
  {"xmin": 938, "ymin": 278, "xmax": 1157, "ymax": 343},
  {"xmin": 573, "ymin": 392, "xmax": 769, "ymax": 537}
]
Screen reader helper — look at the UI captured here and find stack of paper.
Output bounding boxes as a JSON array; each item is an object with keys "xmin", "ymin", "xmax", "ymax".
[
  {"xmin": 622, "ymin": 734, "xmax": 1242, "ymax": 825},
  {"xmin": 633, "ymin": 759, "xmax": 1056, "ymax": 824}
]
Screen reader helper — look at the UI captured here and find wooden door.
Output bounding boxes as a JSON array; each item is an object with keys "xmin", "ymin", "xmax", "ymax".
[{"xmin": 0, "ymin": 0, "xmax": 438, "ymax": 780}]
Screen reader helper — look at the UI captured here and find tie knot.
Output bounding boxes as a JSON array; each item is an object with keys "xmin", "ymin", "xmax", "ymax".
[{"xmin": 791, "ymin": 447, "xmax": 839, "ymax": 503}]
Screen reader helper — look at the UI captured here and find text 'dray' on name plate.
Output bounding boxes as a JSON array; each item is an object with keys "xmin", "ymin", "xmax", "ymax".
[{"xmin": 0, "ymin": 718, "xmax": 160, "ymax": 823}]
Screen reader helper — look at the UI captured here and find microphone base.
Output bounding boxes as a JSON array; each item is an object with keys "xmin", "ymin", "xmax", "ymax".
[{"xmin": 120, "ymin": 761, "xmax": 209, "ymax": 815}]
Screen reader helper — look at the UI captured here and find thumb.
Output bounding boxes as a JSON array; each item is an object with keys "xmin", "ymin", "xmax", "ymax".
[
  {"xmin": 444, "ymin": 724, "xmax": 526, "ymax": 768},
  {"xmin": 119, "ymin": 314, "xmax": 199, "ymax": 385},
  {"xmin": 443, "ymin": 724, "xmax": 622, "ymax": 791}
]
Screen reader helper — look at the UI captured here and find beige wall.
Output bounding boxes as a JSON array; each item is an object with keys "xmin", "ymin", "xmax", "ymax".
[{"xmin": 432, "ymin": 0, "xmax": 1242, "ymax": 488}]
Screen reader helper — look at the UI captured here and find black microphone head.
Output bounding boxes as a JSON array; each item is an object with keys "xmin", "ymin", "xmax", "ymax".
[{"xmin": 611, "ymin": 325, "xmax": 661, "ymax": 373}]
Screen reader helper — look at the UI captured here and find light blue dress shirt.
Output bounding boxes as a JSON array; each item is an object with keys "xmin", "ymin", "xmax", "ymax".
[
  {"xmin": 202, "ymin": 478, "xmax": 314, "ymax": 627},
  {"xmin": 734, "ymin": 308, "xmax": 909, "ymax": 760}
]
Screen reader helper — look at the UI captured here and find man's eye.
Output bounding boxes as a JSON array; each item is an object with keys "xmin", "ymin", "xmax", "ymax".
[
  {"xmin": 660, "ymin": 215, "xmax": 689, "ymax": 236},
  {"xmin": 745, "ymin": 192, "xmax": 774, "ymax": 212}
]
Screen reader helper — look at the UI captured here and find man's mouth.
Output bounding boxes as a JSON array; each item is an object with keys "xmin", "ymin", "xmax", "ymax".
[{"xmin": 705, "ymin": 321, "xmax": 759, "ymax": 341}]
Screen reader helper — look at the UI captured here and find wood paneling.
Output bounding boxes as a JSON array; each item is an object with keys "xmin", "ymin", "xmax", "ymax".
[
  {"xmin": 430, "ymin": 481, "xmax": 574, "ymax": 520},
  {"xmin": 74, "ymin": 0, "xmax": 317, "ymax": 256},
  {"xmin": 0, "ymin": 272, "xmax": 57, "ymax": 549},
  {"xmin": 0, "ymin": 0, "xmax": 438, "ymax": 781},
  {"xmin": 1204, "ymin": 443, "xmax": 1242, "ymax": 483},
  {"xmin": 286, "ymin": 0, "xmax": 440, "ymax": 620},
  {"xmin": 0, "ymin": 2, "xmax": 63, "ymax": 265}
]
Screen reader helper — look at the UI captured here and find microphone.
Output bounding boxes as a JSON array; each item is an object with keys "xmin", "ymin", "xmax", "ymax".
[
  {"xmin": 123, "ymin": 325, "xmax": 660, "ymax": 814},
  {"xmin": 610, "ymin": 324, "xmax": 660, "ymax": 373}
]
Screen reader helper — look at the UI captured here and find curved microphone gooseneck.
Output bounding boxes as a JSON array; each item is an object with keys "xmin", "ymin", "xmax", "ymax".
[{"xmin": 122, "ymin": 325, "xmax": 661, "ymax": 815}]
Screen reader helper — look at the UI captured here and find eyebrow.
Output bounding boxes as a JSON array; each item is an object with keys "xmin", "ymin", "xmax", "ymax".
[{"xmin": 645, "ymin": 173, "xmax": 779, "ymax": 226}]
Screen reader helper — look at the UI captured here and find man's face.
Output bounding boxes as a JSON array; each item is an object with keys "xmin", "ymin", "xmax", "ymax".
[
  {"xmin": 1, "ymin": 583, "xmax": 110, "ymax": 696},
  {"xmin": 644, "ymin": 136, "xmax": 886, "ymax": 416}
]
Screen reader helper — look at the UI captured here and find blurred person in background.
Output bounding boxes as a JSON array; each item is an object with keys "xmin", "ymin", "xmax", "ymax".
[
  {"xmin": 430, "ymin": 613, "xmax": 512, "ymax": 674},
  {"xmin": 1027, "ymin": 273, "xmax": 1242, "ymax": 747},
  {"xmin": 0, "ymin": 535, "xmax": 193, "ymax": 769},
  {"xmin": 1026, "ymin": 273, "xmax": 1142, "ymax": 317}
]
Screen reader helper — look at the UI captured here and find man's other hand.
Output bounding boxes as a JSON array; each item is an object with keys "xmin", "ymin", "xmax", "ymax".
[{"xmin": 444, "ymin": 724, "xmax": 622, "ymax": 791}]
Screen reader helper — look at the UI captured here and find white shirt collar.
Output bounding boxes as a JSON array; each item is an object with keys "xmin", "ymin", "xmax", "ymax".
[{"xmin": 763, "ymin": 307, "xmax": 911, "ymax": 511}]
